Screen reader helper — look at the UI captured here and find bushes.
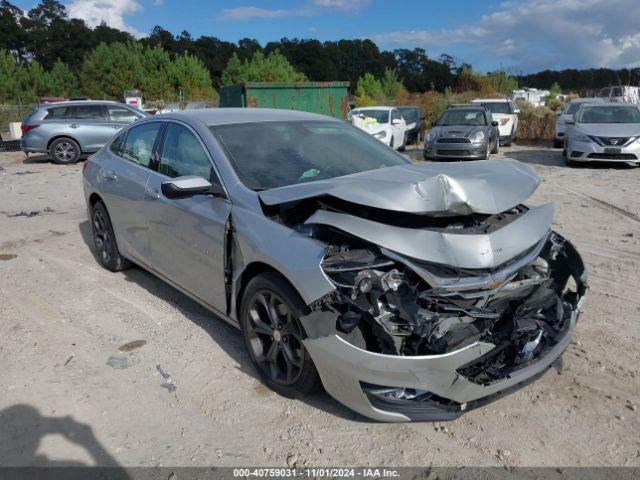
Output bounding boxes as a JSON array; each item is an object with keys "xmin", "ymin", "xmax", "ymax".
[{"xmin": 515, "ymin": 103, "xmax": 557, "ymax": 140}]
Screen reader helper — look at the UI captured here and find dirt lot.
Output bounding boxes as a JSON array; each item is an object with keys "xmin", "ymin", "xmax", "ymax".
[{"xmin": 0, "ymin": 145, "xmax": 638, "ymax": 468}]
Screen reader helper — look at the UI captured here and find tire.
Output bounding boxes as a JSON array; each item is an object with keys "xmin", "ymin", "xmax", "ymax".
[
  {"xmin": 505, "ymin": 128, "xmax": 514, "ymax": 147},
  {"xmin": 553, "ymin": 139, "xmax": 563, "ymax": 149},
  {"xmin": 90, "ymin": 201, "xmax": 131, "ymax": 272},
  {"xmin": 50, "ymin": 137, "xmax": 81, "ymax": 165},
  {"xmin": 389, "ymin": 136, "xmax": 395, "ymax": 150},
  {"xmin": 240, "ymin": 272, "xmax": 321, "ymax": 398}
]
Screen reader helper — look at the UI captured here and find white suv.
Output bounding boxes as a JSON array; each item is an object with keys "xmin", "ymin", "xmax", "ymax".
[{"xmin": 472, "ymin": 99, "xmax": 519, "ymax": 146}]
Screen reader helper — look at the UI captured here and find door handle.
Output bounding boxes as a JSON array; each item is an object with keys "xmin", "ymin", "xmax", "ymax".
[
  {"xmin": 69, "ymin": 123, "xmax": 79, "ymax": 129},
  {"xmin": 144, "ymin": 186, "xmax": 160, "ymax": 199},
  {"xmin": 110, "ymin": 124, "xmax": 122, "ymax": 129},
  {"xmin": 103, "ymin": 170, "xmax": 118, "ymax": 181}
]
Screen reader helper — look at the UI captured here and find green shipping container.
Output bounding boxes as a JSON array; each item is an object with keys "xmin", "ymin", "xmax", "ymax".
[{"xmin": 218, "ymin": 82, "xmax": 351, "ymax": 120}]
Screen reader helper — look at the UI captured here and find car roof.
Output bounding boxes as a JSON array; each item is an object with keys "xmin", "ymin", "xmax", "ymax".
[
  {"xmin": 580, "ymin": 101, "xmax": 638, "ymax": 107},
  {"xmin": 156, "ymin": 108, "xmax": 344, "ymax": 126},
  {"xmin": 570, "ymin": 98, "xmax": 605, "ymax": 104},
  {"xmin": 351, "ymin": 106, "xmax": 394, "ymax": 111},
  {"xmin": 40, "ymin": 100, "xmax": 125, "ymax": 108},
  {"xmin": 472, "ymin": 98, "xmax": 510, "ymax": 103}
]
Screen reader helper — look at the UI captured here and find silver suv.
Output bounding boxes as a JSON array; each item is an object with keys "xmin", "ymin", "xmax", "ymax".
[{"xmin": 21, "ymin": 100, "xmax": 147, "ymax": 164}]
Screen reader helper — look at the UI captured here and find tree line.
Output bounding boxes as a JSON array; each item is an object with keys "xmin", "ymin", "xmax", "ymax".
[{"xmin": 1, "ymin": 0, "xmax": 636, "ymax": 104}]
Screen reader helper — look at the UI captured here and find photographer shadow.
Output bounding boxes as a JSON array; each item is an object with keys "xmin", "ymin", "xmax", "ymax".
[{"xmin": 0, "ymin": 404, "xmax": 130, "ymax": 477}]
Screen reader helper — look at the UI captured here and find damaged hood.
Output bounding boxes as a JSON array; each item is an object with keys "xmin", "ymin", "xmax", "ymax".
[{"xmin": 259, "ymin": 159, "xmax": 540, "ymax": 217}]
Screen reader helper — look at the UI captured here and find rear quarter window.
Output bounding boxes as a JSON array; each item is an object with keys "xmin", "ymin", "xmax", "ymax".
[{"xmin": 44, "ymin": 106, "xmax": 70, "ymax": 119}]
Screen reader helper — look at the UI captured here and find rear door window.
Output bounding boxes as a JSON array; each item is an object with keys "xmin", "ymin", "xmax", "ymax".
[
  {"xmin": 120, "ymin": 122, "xmax": 163, "ymax": 168},
  {"xmin": 66, "ymin": 105, "xmax": 107, "ymax": 120},
  {"xmin": 108, "ymin": 105, "xmax": 140, "ymax": 122},
  {"xmin": 158, "ymin": 123, "xmax": 217, "ymax": 182}
]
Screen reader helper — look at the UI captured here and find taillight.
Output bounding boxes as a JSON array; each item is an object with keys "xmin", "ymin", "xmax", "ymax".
[{"xmin": 21, "ymin": 124, "xmax": 38, "ymax": 133}]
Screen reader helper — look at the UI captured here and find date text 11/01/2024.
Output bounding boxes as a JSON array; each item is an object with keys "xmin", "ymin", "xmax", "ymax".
[{"xmin": 232, "ymin": 468, "xmax": 401, "ymax": 478}]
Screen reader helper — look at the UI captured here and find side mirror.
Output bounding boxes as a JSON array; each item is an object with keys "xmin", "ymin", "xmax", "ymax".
[
  {"xmin": 491, "ymin": 120, "xmax": 499, "ymax": 127},
  {"xmin": 161, "ymin": 176, "xmax": 224, "ymax": 199},
  {"xmin": 514, "ymin": 109, "xmax": 520, "ymax": 114},
  {"xmin": 566, "ymin": 118, "xmax": 576, "ymax": 125},
  {"xmin": 392, "ymin": 118, "xmax": 402, "ymax": 125}
]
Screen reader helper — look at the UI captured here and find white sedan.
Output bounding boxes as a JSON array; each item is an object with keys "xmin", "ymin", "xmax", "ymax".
[{"xmin": 349, "ymin": 106, "xmax": 407, "ymax": 150}]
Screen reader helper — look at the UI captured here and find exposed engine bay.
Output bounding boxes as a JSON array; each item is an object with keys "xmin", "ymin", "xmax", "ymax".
[{"xmin": 315, "ymin": 230, "xmax": 585, "ymax": 384}]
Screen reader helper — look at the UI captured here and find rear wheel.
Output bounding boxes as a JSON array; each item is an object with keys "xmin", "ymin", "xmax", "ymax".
[
  {"xmin": 240, "ymin": 273, "xmax": 321, "ymax": 398},
  {"xmin": 50, "ymin": 137, "xmax": 81, "ymax": 165},
  {"xmin": 90, "ymin": 201, "xmax": 130, "ymax": 272}
]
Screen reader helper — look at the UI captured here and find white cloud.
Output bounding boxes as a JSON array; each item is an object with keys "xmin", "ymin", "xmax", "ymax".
[
  {"xmin": 312, "ymin": 0, "xmax": 370, "ymax": 11},
  {"xmin": 372, "ymin": 0, "xmax": 640, "ymax": 70},
  {"xmin": 67, "ymin": 0, "xmax": 144, "ymax": 37},
  {"xmin": 220, "ymin": 0, "xmax": 370, "ymax": 22},
  {"xmin": 219, "ymin": 6, "xmax": 313, "ymax": 21}
]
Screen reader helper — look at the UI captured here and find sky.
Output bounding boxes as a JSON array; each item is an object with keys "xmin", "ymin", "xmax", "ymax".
[{"xmin": 12, "ymin": 0, "xmax": 640, "ymax": 73}]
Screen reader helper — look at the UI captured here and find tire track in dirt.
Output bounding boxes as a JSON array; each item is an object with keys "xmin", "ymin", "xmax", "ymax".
[{"xmin": 550, "ymin": 181, "xmax": 640, "ymax": 224}]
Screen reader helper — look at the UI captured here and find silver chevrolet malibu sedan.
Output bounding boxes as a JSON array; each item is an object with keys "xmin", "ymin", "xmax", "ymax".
[{"xmin": 83, "ymin": 109, "xmax": 587, "ymax": 422}]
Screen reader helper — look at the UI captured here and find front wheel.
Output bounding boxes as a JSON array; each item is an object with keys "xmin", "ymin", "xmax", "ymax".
[
  {"xmin": 50, "ymin": 137, "xmax": 81, "ymax": 165},
  {"xmin": 240, "ymin": 273, "xmax": 321, "ymax": 398}
]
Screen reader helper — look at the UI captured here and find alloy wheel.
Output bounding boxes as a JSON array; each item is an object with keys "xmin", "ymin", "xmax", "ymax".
[
  {"xmin": 246, "ymin": 291, "xmax": 304, "ymax": 385},
  {"xmin": 93, "ymin": 208, "xmax": 114, "ymax": 265},
  {"xmin": 54, "ymin": 141, "xmax": 77, "ymax": 163}
]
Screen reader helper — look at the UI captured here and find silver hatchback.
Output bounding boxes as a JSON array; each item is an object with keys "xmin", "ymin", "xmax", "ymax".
[
  {"xmin": 83, "ymin": 109, "xmax": 586, "ymax": 422},
  {"xmin": 21, "ymin": 100, "xmax": 147, "ymax": 164}
]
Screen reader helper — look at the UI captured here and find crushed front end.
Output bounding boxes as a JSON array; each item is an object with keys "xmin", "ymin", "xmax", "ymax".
[
  {"xmin": 260, "ymin": 160, "xmax": 587, "ymax": 421},
  {"xmin": 300, "ymin": 229, "xmax": 586, "ymax": 422}
]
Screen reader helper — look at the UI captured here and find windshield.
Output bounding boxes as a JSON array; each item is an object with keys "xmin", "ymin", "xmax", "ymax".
[
  {"xmin": 210, "ymin": 121, "xmax": 409, "ymax": 191},
  {"xmin": 396, "ymin": 107, "xmax": 419, "ymax": 122},
  {"xmin": 576, "ymin": 106, "xmax": 640, "ymax": 124},
  {"xmin": 565, "ymin": 102, "xmax": 586, "ymax": 115},
  {"xmin": 351, "ymin": 109, "xmax": 389, "ymax": 124},
  {"xmin": 437, "ymin": 109, "xmax": 487, "ymax": 126},
  {"xmin": 483, "ymin": 102, "xmax": 511, "ymax": 114}
]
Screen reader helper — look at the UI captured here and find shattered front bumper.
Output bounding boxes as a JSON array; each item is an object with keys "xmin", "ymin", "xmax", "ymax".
[
  {"xmin": 303, "ymin": 309, "xmax": 579, "ymax": 422},
  {"xmin": 300, "ymin": 235, "xmax": 587, "ymax": 422}
]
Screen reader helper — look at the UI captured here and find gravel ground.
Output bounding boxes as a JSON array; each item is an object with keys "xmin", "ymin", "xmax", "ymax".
[{"xmin": 0, "ymin": 145, "xmax": 638, "ymax": 468}]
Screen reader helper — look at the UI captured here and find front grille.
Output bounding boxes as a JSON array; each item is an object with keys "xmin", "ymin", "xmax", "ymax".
[
  {"xmin": 436, "ymin": 149, "xmax": 470, "ymax": 156},
  {"xmin": 597, "ymin": 137, "xmax": 630, "ymax": 146},
  {"xmin": 570, "ymin": 151, "xmax": 584, "ymax": 157},
  {"xmin": 437, "ymin": 137, "xmax": 471, "ymax": 144},
  {"xmin": 588, "ymin": 153, "xmax": 637, "ymax": 160}
]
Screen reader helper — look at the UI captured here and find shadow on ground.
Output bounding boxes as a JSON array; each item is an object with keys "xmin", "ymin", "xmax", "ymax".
[
  {"xmin": 0, "ymin": 404, "xmax": 128, "ymax": 474},
  {"xmin": 78, "ymin": 220, "xmax": 361, "ymax": 422}
]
